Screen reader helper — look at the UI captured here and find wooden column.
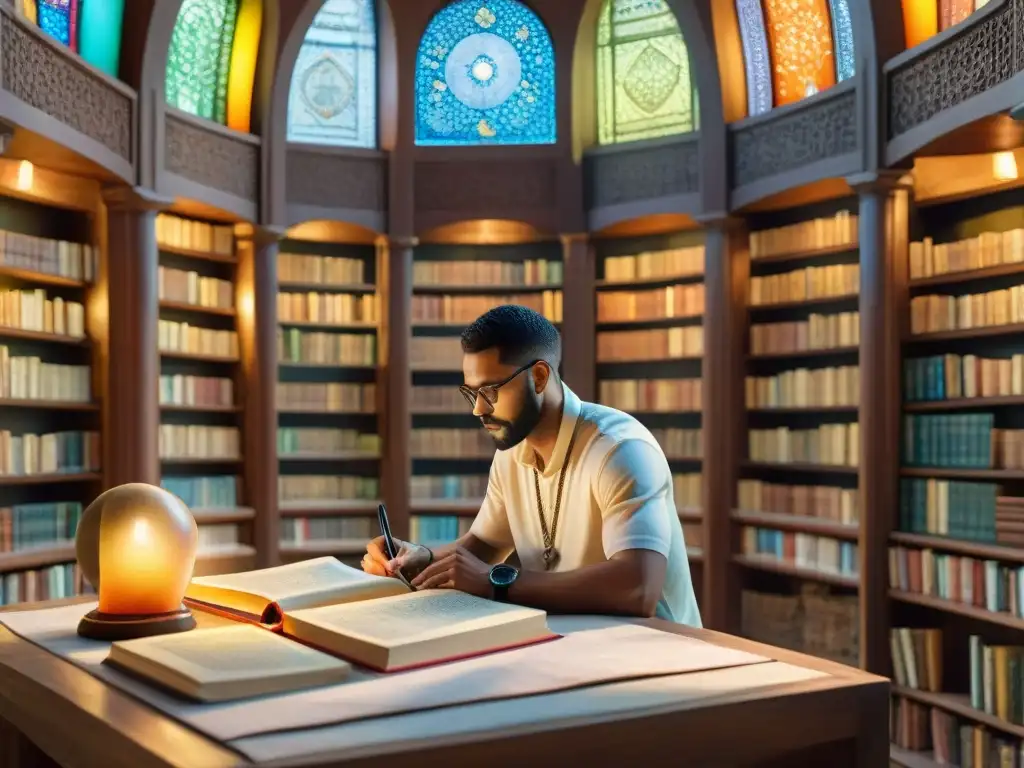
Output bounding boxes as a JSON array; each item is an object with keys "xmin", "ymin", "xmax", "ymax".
[
  {"xmin": 848, "ymin": 171, "xmax": 910, "ymax": 676},
  {"xmin": 100, "ymin": 186, "xmax": 169, "ymax": 489},
  {"xmin": 382, "ymin": 236, "xmax": 415, "ymax": 541},
  {"xmin": 235, "ymin": 224, "xmax": 281, "ymax": 568},
  {"xmin": 698, "ymin": 213, "xmax": 749, "ymax": 632},
  {"xmin": 559, "ymin": 233, "xmax": 595, "ymax": 401}
]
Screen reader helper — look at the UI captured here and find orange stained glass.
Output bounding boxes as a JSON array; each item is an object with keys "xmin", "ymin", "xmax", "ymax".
[
  {"xmin": 762, "ymin": 0, "xmax": 836, "ymax": 108},
  {"xmin": 901, "ymin": 0, "xmax": 938, "ymax": 48}
]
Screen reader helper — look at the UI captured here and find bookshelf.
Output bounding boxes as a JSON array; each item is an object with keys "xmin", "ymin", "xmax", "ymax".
[
  {"xmin": 154, "ymin": 214, "xmax": 255, "ymax": 577},
  {"xmin": 890, "ymin": 185, "xmax": 1024, "ymax": 764},
  {"xmin": 591, "ymin": 229, "xmax": 706, "ymax": 599},
  {"xmin": 733, "ymin": 203, "xmax": 863, "ymax": 669},
  {"xmin": 275, "ymin": 236, "xmax": 381, "ymax": 569},
  {"xmin": 0, "ymin": 192, "xmax": 100, "ymax": 605},
  {"xmin": 409, "ymin": 239, "xmax": 564, "ymax": 552}
]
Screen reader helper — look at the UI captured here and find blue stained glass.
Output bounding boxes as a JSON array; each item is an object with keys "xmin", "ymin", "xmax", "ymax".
[
  {"xmin": 828, "ymin": 0, "xmax": 855, "ymax": 82},
  {"xmin": 414, "ymin": 0, "xmax": 556, "ymax": 146},
  {"xmin": 287, "ymin": 0, "xmax": 377, "ymax": 148},
  {"xmin": 734, "ymin": 0, "xmax": 772, "ymax": 116},
  {"xmin": 38, "ymin": 0, "xmax": 72, "ymax": 47}
]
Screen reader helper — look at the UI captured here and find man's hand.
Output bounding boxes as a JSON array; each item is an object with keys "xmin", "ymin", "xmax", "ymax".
[
  {"xmin": 410, "ymin": 546, "xmax": 492, "ymax": 597},
  {"xmin": 362, "ymin": 536, "xmax": 432, "ymax": 579}
]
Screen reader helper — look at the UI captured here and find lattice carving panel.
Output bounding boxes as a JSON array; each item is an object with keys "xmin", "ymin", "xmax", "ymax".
[
  {"xmin": 164, "ymin": 115, "xmax": 258, "ymax": 202},
  {"xmin": 888, "ymin": 0, "xmax": 1022, "ymax": 137},
  {"xmin": 286, "ymin": 149, "xmax": 386, "ymax": 212},
  {"xmin": 731, "ymin": 88, "xmax": 857, "ymax": 187},
  {"xmin": 0, "ymin": 12, "xmax": 131, "ymax": 160},
  {"xmin": 584, "ymin": 136, "xmax": 699, "ymax": 209},
  {"xmin": 413, "ymin": 159, "xmax": 557, "ymax": 212}
]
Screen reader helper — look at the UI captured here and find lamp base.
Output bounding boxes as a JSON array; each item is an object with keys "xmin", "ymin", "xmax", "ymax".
[{"xmin": 77, "ymin": 605, "xmax": 196, "ymax": 641}]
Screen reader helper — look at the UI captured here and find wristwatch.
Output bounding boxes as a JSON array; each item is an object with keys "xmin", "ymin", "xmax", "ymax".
[{"xmin": 489, "ymin": 564, "xmax": 519, "ymax": 602}]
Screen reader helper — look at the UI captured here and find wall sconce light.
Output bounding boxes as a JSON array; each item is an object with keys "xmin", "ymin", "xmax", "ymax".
[
  {"xmin": 76, "ymin": 483, "xmax": 199, "ymax": 640},
  {"xmin": 993, "ymin": 151, "xmax": 1019, "ymax": 181}
]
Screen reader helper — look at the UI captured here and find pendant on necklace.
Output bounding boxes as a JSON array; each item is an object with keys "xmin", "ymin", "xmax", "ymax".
[{"xmin": 542, "ymin": 547, "xmax": 560, "ymax": 570}]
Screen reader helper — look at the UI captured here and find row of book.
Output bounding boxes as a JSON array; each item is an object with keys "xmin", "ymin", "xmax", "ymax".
[
  {"xmin": 904, "ymin": 353, "xmax": 1024, "ymax": 401},
  {"xmin": 745, "ymin": 365, "xmax": 859, "ymax": 408},
  {"xmin": 748, "ymin": 424, "xmax": 860, "ymax": 467},
  {"xmin": 277, "ymin": 382, "xmax": 376, "ymax": 413},
  {"xmin": 277, "ymin": 428, "xmax": 380, "ymax": 456},
  {"xmin": 409, "ymin": 515, "xmax": 474, "ymax": 544},
  {"xmin": 0, "ymin": 430, "xmax": 99, "ymax": 476},
  {"xmin": 410, "ymin": 386, "xmax": 470, "ymax": 414},
  {"xmin": 159, "ymin": 374, "xmax": 234, "ymax": 409},
  {"xmin": 748, "ymin": 264, "xmax": 859, "ymax": 306},
  {"xmin": 410, "ymin": 474, "xmax": 487, "ymax": 500},
  {"xmin": 597, "ymin": 326, "xmax": 703, "ymax": 361},
  {"xmin": 598, "ymin": 378, "xmax": 701, "ymax": 412},
  {"xmin": 410, "ymin": 429, "xmax": 494, "ymax": 459},
  {"xmin": 0, "ymin": 229, "xmax": 97, "ymax": 282},
  {"xmin": 278, "ymin": 253, "xmax": 367, "ymax": 286},
  {"xmin": 675, "ymin": 472, "xmax": 700, "ymax": 507},
  {"xmin": 195, "ymin": 524, "xmax": 242, "ymax": 552},
  {"xmin": 280, "ymin": 516, "xmax": 376, "ymax": 544},
  {"xmin": 278, "ymin": 328, "xmax": 377, "ymax": 367},
  {"xmin": 889, "ymin": 545, "xmax": 1021, "ymax": 620},
  {"xmin": 597, "ymin": 285, "xmax": 704, "ymax": 323},
  {"xmin": 0, "ymin": 563, "xmax": 90, "ymax": 605},
  {"xmin": 910, "ymin": 289, "xmax": 1024, "ymax": 335},
  {"xmin": 741, "ymin": 527, "xmax": 859, "ymax": 577},
  {"xmin": 749, "ymin": 312, "xmax": 859, "ymax": 355},
  {"xmin": 279, "ymin": 475, "xmax": 379, "ymax": 503},
  {"xmin": 157, "ymin": 267, "xmax": 233, "ymax": 310},
  {"xmin": 890, "ymin": 695, "xmax": 1019, "ymax": 766},
  {"xmin": 648, "ymin": 428, "xmax": 703, "ymax": 459},
  {"xmin": 160, "ymin": 475, "xmax": 238, "ymax": 509},
  {"xmin": 0, "ymin": 501, "xmax": 83, "ymax": 552},
  {"xmin": 156, "ymin": 214, "xmax": 234, "ymax": 257},
  {"xmin": 901, "ymin": 413, "xmax": 1012, "ymax": 468},
  {"xmin": 602, "ymin": 247, "xmax": 704, "ymax": 283},
  {"xmin": 278, "ymin": 291, "xmax": 378, "ymax": 326},
  {"xmin": 749, "ymin": 211, "xmax": 858, "ymax": 260},
  {"xmin": 412, "ymin": 292, "xmax": 562, "ymax": 325},
  {"xmin": 413, "ymin": 258, "xmax": 562, "ymax": 287},
  {"xmin": 410, "ymin": 338, "xmax": 467, "ymax": 371},
  {"xmin": 736, "ymin": 479, "xmax": 858, "ymax": 525},
  {"xmin": 0, "ymin": 289, "xmax": 86, "ymax": 338},
  {"xmin": 158, "ymin": 425, "xmax": 240, "ymax": 460},
  {"xmin": 158, "ymin": 321, "xmax": 238, "ymax": 358},
  {"xmin": 0, "ymin": 351, "xmax": 91, "ymax": 402},
  {"xmin": 908, "ymin": 227, "xmax": 1024, "ymax": 280},
  {"xmin": 898, "ymin": 478, "xmax": 1002, "ymax": 544},
  {"xmin": 741, "ymin": 584, "xmax": 858, "ymax": 666}
]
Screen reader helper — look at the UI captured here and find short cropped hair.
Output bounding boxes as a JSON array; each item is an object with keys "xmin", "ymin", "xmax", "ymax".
[{"xmin": 460, "ymin": 304, "xmax": 562, "ymax": 368}]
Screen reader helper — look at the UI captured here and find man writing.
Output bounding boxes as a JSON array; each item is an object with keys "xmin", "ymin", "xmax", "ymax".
[{"xmin": 362, "ymin": 304, "xmax": 702, "ymax": 626}]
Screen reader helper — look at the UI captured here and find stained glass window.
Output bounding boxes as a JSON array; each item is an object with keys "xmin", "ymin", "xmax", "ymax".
[
  {"xmin": 828, "ymin": 0, "xmax": 854, "ymax": 82},
  {"xmin": 16, "ymin": 1, "xmax": 126, "ymax": 77},
  {"xmin": 37, "ymin": 0, "xmax": 75, "ymax": 49},
  {"xmin": 595, "ymin": 0, "xmax": 697, "ymax": 145},
  {"xmin": 166, "ymin": 0, "xmax": 239, "ymax": 124},
  {"xmin": 762, "ymin": 0, "xmax": 836, "ymax": 107},
  {"xmin": 287, "ymin": 0, "xmax": 377, "ymax": 148},
  {"xmin": 735, "ymin": 0, "xmax": 772, "ymax": 116},
  {"xmin": 414, "ymin": 0, "xmax": 556, "ymax": 146}
]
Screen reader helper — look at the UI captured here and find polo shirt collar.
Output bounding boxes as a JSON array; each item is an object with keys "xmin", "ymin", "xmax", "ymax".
[{"xmin": 514, "ymin": 382, "xmax": 583, "ymax": 477}]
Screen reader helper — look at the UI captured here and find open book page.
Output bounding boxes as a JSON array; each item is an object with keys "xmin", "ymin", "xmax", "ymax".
[
  {"xmin": 185, "ymin": 557, "xmax": 410, "ymax": 624},
  {"xmin": 283, "ymin": 589, "xmax": 553, "ymax": 671},
  {"xmin": 105, "ymin": 625, "xmax": 352, "ymax": 702}
]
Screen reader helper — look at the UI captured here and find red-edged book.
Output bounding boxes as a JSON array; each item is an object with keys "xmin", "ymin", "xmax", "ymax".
[{"xmin": 184, "ymin": 556, "xmax": 559, "ymax": 672}]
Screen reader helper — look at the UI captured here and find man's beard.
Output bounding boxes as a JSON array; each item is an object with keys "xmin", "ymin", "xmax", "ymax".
[{"xmin": 481, "ymin": 395, "xmax": 542, "ymax": 451}]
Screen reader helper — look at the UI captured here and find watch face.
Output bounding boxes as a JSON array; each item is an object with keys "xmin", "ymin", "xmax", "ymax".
[{"xmin": 490, "ymin": 564, "xmax": 518, "ymax": 586}]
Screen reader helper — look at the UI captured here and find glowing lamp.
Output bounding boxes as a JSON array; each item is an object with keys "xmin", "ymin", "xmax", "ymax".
[{"xmin": 76, "ymin": 483, "xmax": 199, "ymax": 640}]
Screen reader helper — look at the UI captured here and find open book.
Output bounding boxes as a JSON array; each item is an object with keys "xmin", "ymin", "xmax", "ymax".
[
  {"xmin": 105, "ymin": 624, "xmax": 352, "ymax": 702},
  {"xmin": 183, "ymin": 557, "xmax": 556, "ymax": 672}
]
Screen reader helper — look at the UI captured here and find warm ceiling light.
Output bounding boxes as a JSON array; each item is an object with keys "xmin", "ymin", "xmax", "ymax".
[
  {"xmin": 993, "ymin": 151, "xmax": 1019, "ymax": 181},
  {"xmin": 15, "ymin": 160, "xmax": 33, "ymax": 191}
]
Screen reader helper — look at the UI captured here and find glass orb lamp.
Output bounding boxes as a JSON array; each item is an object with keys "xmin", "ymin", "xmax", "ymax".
[{"xmin": 76, "ymin": 483, "xmax": 199, "ymax": 640}]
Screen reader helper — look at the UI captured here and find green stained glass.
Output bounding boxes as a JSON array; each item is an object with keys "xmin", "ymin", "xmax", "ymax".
[
  {"xmin": 165, "ymin": 0, "xmax": 239, "ymax": 124},
  {"xmin": 596, "ymin": 0, "xmax": 697, "ymax": 145}
]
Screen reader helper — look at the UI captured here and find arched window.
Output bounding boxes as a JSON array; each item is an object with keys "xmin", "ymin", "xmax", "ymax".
[
  {"xmin": 595, "ymin": 0, "xmax": 697, "ymax": 145},
  {"xmin": 901, "ymin": 0, "xmax": 991, "ymax": 49},
  {"xmin": 287, "ymin": 0, "xmax": 377, "ymax": 148},
  {"xmin": 15, "ymin": 0, "xmax": 126, "ymax": 77},
  {"xmin": 165, "ymin": 0, "xmax": 263, "ymax": 133},
  {"xmin": 414, "ymin": 0, "xmax": 556, "ymax": 146},
  {"xmin": 735, "ymin": 0, "xmax": 854, "ymax": 116}
]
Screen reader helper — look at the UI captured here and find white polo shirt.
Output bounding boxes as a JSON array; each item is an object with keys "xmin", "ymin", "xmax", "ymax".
[{"xmin": 470, "ymin": 382, "xmax": 702, "ymax": 627}]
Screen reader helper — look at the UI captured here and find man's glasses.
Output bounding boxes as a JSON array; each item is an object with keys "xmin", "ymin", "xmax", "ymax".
[{"xmin": 459, "ymin": 360, "xmax": 540, "ymax": 409}]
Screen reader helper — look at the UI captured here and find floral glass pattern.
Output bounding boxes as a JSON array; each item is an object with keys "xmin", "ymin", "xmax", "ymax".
[
  {"xmin": 414, "ymin": 0, "xmax": 556, "ymax": 146},
  {"xmin": 166, "ymin": 0, "xmax": 239, "ymax": 124},
  {"xmin": 762, "ymin": 0, "xmax": 836, "ymax": 107},
  {"xmin": 595, "ymin": 0, "xmax": 697, "ymax": 145},
  {"xmin": 287, "ymin": 0, "xmax": 377, "ymax": 147}
]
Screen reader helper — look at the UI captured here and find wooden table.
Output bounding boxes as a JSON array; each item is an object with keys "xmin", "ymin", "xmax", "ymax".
[{"xmin": 0, "ymin": 597, "xmax": 889, "ymax": 768}]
